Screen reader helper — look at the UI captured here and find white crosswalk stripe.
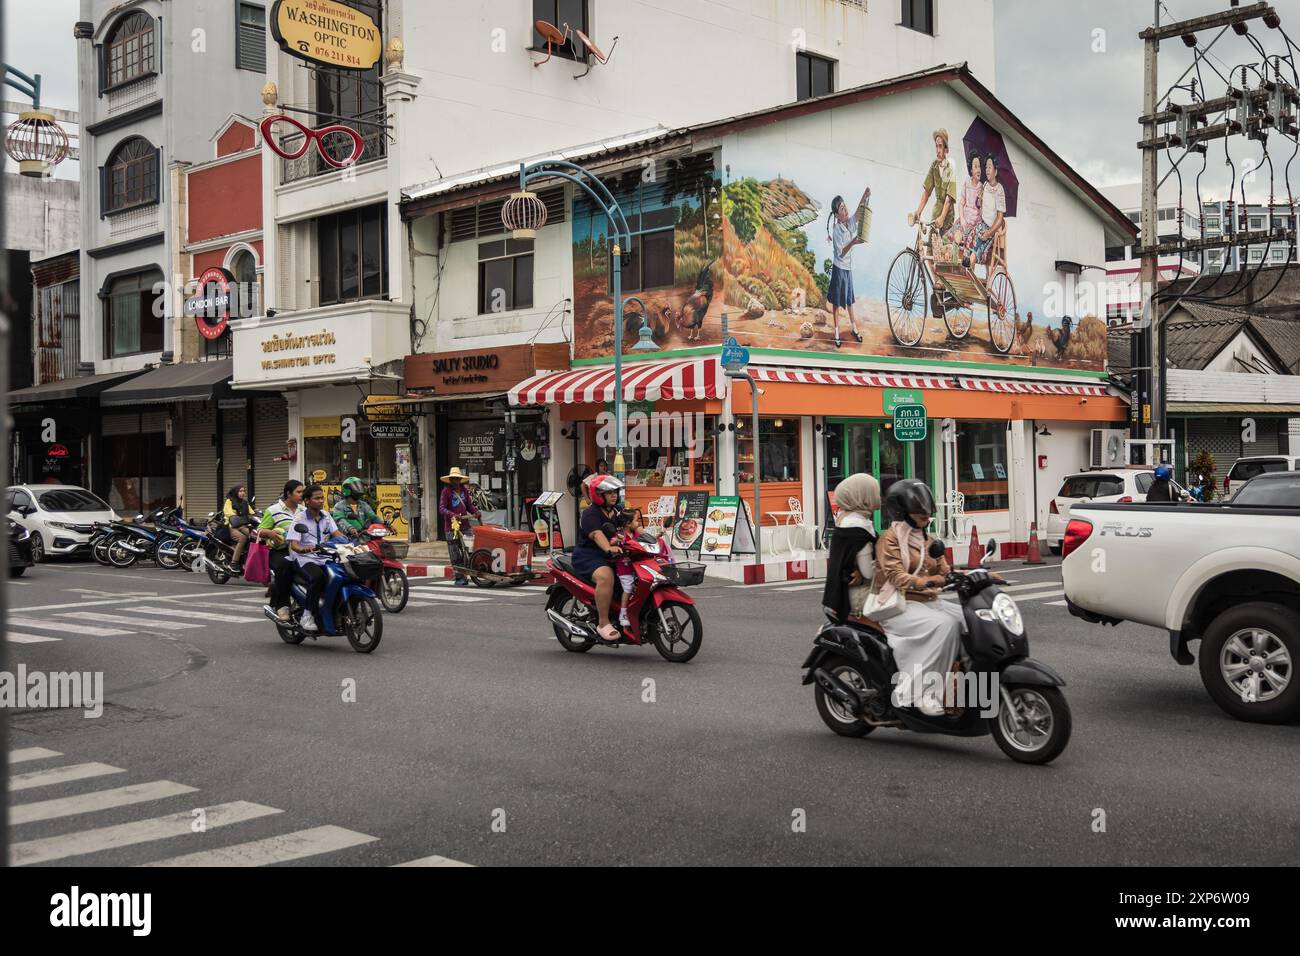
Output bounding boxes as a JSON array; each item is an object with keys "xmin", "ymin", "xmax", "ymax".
[
  {"xmin": 135, "ymin": 606, "xmax": 263, "ymax": 624},
  {"xmin": 1045, "ymin": 599, "xmax": 1068, "ymax": 606},
  {"xmin": 142, "ymin": 825, "xmax": 377, "ymax": 867},
  {"xmin": 394, "ymin": 854, "xmax": 474, "ymax": 867},
  {"xmin": 10, "ymin": 762, "xmax": 125, "ymax": 792},
  {"xmin": 6, "ymin": 631, "xmax": 61, "ymax": 643},
  {"xmin": 56, "ymin": 611, "xmax": 205, "ymax": 631},
  {"xmin": 9, "ymin": 800, "xmax": 282, "ymax": 866},
  {"xmin": 404, "ymin": 592, "xmax": 492, "ymax": 603},
  {"xmin": 9, "ymin": 747, "xmax": 62, "ymax": 763},
  {"xmin": 11, "ymin": 780, "xmax": 198, "ymax": 825},
  {"xmin": 8, "ymin": 617, "xmax": 131, "ymax": 637}
]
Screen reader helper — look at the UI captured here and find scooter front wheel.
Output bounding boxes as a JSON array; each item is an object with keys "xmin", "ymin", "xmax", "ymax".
[
  {"xmin": 989, "ymin": 685, "xmax": 1071, "ymax": 764},
  {"xmin": 343, "ymin": 595, "xmax": 383, "ymax": 653},
  {"xmin": 650, "ymin": 600, "xmax": 702, "ymax": 663}
]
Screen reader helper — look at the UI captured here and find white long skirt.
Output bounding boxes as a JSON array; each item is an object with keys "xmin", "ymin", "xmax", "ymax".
[{"xmin": 885, "ymin": 599, "xmax": 965, "ymax": 707}]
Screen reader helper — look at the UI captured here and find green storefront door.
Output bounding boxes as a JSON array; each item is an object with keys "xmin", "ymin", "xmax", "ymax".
[{"xmin": 827, "ymin": 419, "xmax": 932, "ymax": 532}]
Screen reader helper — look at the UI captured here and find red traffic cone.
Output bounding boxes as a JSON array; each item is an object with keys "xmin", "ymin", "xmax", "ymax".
[
  {"xmin": 1025, "ymin": 521, "xmax": 1044, "ymax": 565},
  {"xmin": 965, "ymin": 525, "xmax": 982, "ymax": 569}
]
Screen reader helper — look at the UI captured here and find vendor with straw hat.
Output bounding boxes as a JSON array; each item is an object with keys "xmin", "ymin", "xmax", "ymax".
[{"xmin": 439, "ymin": 467, "xmax": 481, "ymax": 586}]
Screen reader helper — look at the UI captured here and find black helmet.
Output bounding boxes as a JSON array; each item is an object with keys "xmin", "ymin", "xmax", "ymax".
[{"xmin": 883, "ymin": 478, "xmax": 937, "ymax": 526}]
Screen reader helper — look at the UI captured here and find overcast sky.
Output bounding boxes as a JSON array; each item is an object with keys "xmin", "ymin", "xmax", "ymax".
[{"xmin": 7, "ymin": 0, "xmax": 1300, "ymax": 200}]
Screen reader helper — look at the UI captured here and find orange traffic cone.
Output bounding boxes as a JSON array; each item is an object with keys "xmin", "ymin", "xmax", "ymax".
[
  {"xmin": 1025, "ymin": 521, "xmax": 1044, "ymax": 565},
  {"xmin": 965, "ymin": 525, "xmax": 982, "ymax": 569}
]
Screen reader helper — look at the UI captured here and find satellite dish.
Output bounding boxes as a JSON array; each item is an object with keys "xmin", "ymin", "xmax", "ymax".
[
  {"xmin": 533, "ymin": 19, "xmax": 571, "ymax": 68},
  {"xmin": 573, "ymin": 30, "xmax": 619, "ymax": 78}
]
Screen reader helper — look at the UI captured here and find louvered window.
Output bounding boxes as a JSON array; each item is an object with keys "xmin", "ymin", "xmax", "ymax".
[
  {"xmin": 449, "ymin": 187, "xmax": 565, "ymax": 242},
  {"xmin": 236, "ymin": 3, "xmax": 266, "ymax": 72}
]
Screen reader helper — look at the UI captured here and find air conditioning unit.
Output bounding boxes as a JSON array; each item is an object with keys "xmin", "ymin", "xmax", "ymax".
[{"xmin": 1090, "ymin": 428, "xmax": 1127, "ymax": 468}]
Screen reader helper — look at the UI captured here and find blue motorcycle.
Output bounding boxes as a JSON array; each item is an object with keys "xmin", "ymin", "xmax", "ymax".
[{"xmin": 263, "ymin": 541, "xmax": 384, "ymax": 653}]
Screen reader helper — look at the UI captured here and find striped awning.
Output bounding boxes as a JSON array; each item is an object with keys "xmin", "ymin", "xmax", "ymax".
[
  {"xmin": 748, "ymin": 366, "xmax": 1109, "ymax": 397},
  {"xmin": 508, "ymin": 358, "xmax": 725, "ymax": 406}
]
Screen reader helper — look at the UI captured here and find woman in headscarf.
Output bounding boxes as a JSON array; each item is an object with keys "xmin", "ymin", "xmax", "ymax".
[
  {"xmin": 821, "ymin": 473, "xmax": 881, "ymax": 626},
  {"xmin": 871, "ymin": 478, "xmax": 964, "ymax": 716}
]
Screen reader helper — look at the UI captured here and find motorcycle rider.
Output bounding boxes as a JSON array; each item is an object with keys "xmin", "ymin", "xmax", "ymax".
[
  {"xmin": 1146, "ymin": 464, "xmax": 1176, "ymax": 502},
  {"xmin": 870, "ymin": 479, "xmax": 963, "ymax": 716},
  {"xmin": 222, "ymin": 485, "xmax": 253, "ymax": 571},
  {"xmin": 333, "ymin": 476, "xmax": 379, "ymax": 536},
  {"xmin": 821, "ymin": 473, "xmax": 881, "ymax": 626},
  {"xmin": 287, "ymin": 483, "xmax": 349, "ymax": 633},
  {"xmin": 572, "ymin": 473, "xmax": 629, "ymax": 643},
  {"xmin": 258, "ymin": 479, "xmax": 304, "ymax": 623}
]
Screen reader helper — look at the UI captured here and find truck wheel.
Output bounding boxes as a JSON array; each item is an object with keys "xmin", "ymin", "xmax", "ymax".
[{"xmin": 1198, "ymin": 602, "xmax": 1299, "ymax": 723}]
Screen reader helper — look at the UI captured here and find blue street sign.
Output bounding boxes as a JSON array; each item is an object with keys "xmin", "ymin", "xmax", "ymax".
[{"xmin": 720, "ymin": 336, "xmax": 750, "ymax": 370}]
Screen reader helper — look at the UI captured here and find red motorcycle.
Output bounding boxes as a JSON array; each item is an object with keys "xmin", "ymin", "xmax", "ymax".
[
  {"xmin": 545, "ymin": 531, "xmax": 705, "ymax": 662},
  {"xmin": 360, "ymin": 521, "xmax": 409, "ymax": 613}
]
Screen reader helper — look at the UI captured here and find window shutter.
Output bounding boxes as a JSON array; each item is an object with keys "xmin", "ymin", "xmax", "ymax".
[
  {"xmin": 450, "ymin": 207, "xmax": 478, "ymax": 242},
  {"xmin": 151, "ymin": 147, "xmax": 162, "ymax": 206},
  {"xmin": 95, "ymin": 43, "xmax": 106, "ymax": 95},
  {"xmin": 99, "ymin": 165, "xmax": 109, "ymax": 218},
  {"xmin": 155, "ymin": 16, "xmax": 163, "ymax": 74}
]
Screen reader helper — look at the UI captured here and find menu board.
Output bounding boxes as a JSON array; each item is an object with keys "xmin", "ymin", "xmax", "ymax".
[
  {"xmin": 700, "ymin": 496, "xmax": 757, "ymax": 558},
  {"xmin": 670, "ymin": 491, "xmax": 710, "ymax": 553}
]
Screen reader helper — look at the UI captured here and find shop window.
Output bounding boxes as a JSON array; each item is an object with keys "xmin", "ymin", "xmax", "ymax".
[
  {"xmin": 796, "ymin": 52, "xmax": 835, "ymax": 101},
  {"xmin": 104, "ymin": 432, "xmax": 175, "ymax": 513},
  {"xmin": 103, "ymin": 268, "xmax": 165, "ymax": 359},
  {"xmin": 531, "ymin": 0, "xmax": 588, "ymax": 61},
  {"xmin": 901, "ymin": 0, "xmax": 934, "ymax": 35},
  {"xmin": 735, "ymin": 417, "xmax": 801, "ymax": 484},
  {"xmin": 236, "ymin": 3, "xmax": 266, "ymax": 72},
  {"xmin": 619, "ymin": 414, "xmax": 718, "ymax": 489},
  {"xmin": 102, "ymin": 137, "xmax": 159, "ymax": 214},
  {"xmin": 318, "ymin": 204, "xmax": 387, "ymax": 305},
  {"xmin": 956, "ymin": 421, "xmax": 1009, "ymax": 511},
  {"xmin": 105, "ymin": 11, "xmax": 155, "ymax": 88},
  {"xmin": 478, "ymin": 238, "xmax": 535, "ymax": 314}
]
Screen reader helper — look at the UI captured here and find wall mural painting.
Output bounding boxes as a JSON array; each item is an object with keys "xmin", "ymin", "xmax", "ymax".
[{"xmin": 571, "ymin": 116, "xmax": 1106, "ymax": 372}]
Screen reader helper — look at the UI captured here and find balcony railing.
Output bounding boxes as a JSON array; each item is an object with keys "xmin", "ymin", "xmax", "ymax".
[
  {"xmin": 278, "ymin": 121, "xmax": 387, "ymax": 185},
  {"xmin": 108, "ymin": 202, "xmax": 161, "ymax": 241},
  {"xmin": 106, "ymin": 73, "xmax": 160, "ymax": 116}
]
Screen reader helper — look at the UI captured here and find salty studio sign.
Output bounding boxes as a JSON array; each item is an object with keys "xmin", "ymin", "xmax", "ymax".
[{"xmin": 271, "ymin": 0, "xmax": 382, "ymax": 71}]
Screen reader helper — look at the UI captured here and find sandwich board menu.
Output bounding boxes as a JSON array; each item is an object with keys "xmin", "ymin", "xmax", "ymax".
[
  {"xmin": 670, "ymin": 491, "xmax": 710, "ymax": 553},
  {"xmin": 700, "ymin": 496, "xmax": 757, "ymax": 558}
]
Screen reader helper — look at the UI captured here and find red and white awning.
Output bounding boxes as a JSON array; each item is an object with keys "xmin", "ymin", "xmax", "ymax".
[
  {"xmin": 508, "ymin": 358, "xmax": 726, "ymax": 406},
  {"xmin": 749, "ymin": 366, "xmax": 1109, "ymax": 397}
]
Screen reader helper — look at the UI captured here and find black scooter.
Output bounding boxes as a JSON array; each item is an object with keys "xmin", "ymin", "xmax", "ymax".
[{"xmin": 801, "ymin": 539, "xmax": 1072, "ymax": 764}]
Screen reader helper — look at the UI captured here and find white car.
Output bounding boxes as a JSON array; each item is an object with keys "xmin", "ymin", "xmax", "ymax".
[
  {"xmin": 1045, "ymin": 469, "xmax": 1184, "ymax": 553},
  {"xmin": 5, "ymin": 485, "xmax": 119, "ymax": 562},
  {"xmin": 1222, "ymin": 455, "xmax": 1300, "ymax": 500}
]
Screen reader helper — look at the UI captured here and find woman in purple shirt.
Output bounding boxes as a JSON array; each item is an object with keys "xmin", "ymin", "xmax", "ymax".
[{"xmin": 439, "ymin": 467, "xmax": 481, "ymax": 585}]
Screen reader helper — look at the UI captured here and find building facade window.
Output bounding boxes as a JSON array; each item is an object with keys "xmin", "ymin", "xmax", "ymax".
[
  {"xmin": 478, "ymin": 238, "xmax": 534, "ymax": 314},
  {"xmin": 901, "ymin": 0, "xmax": 935, "ymax": 35},
  {"xmin": 733, "ymin": 417, "xmax": 801, "ymax": 484},
  {"xmin": 104, "ymin": 268, "xmax": 165, "ymax": 358},
  {"xmin": 103, "ymin": 137, "xmax": 159, "ymax": 214},
  {"xmin": 796, "ymin": 52, "xmax": 835, "ymax": 101},
  {"xmin": 105, "ymin": 11, "xmax": 155, "ymax": 88},
  {"xmin": 317, "ymin": 204, "xmax": 387, "ymax": 305},
  {"xmin": 956, "ymin": 421, "xmax": 1009, "ymax": 511},
  {"xmin": 236, "ymin": 3, "xmax": 266, "ymax": 72},
  {"xmin": 531, "ymin": 0, "xmax": 588, "ymax": 60}
]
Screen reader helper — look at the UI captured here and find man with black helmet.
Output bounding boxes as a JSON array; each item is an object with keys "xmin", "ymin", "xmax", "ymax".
[{"xmin": 868, "ymin": 478, "xmax": 965, "ymax": 716}]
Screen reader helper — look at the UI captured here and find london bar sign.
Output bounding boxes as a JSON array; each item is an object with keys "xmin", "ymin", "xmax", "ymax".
[{"xmin": 270, "ymin": 0, "xmax": 382, "ymax": 72}]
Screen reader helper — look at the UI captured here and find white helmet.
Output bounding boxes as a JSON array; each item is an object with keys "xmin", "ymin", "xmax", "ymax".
[{"xmin": 586, "ymin": 473, "xmax": 625, "ymax": 499}]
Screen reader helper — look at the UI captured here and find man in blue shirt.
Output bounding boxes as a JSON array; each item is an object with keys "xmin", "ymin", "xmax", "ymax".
[{"xmin": 287, "ymin": 484, "xmax": 348, "ymax": 632}]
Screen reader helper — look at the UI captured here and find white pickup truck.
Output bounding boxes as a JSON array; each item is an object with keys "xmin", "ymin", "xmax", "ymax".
[{"xmin": 1061, "ymin": 490, "xmax": 1300, "ymax": 723}]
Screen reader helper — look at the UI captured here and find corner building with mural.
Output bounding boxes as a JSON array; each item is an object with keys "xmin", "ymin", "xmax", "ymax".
[{"xmin": 404, "ymin": 65, "xmax": 1135, "ymax": 558}]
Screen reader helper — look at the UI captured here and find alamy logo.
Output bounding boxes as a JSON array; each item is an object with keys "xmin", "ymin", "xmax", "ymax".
[
  {"xmin": 594, "ymin": 410, "xmax": 705, "ymax": 458},
  {"xmin": 0, "ymin": 666, "xmax": 104, "ymax": 718},
  {"xmin": 50, "ymin": 886, "xmax": 151, "ymax": 936}
]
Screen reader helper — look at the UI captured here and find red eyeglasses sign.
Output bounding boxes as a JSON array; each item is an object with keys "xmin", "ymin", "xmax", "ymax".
[
  {"xmin": 260, "ymin": 114, "xmax": 365, "ymax": 169},
  {"xmin": 185, "ymin": 266, "xmax": 236, "ymax": 340}
]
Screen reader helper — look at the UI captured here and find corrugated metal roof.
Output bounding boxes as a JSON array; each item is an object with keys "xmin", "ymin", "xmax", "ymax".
[{"xmin": 1171, "ymin": 403, "xmax": 1300, "ymax": 413}]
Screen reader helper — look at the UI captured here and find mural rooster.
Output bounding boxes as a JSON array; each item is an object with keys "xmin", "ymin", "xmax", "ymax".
[
  {"xmin": 661, "ymin": 262, "xmax": 716, "ymax": 343},
  {"xmin": 1046, "ymin": 315, "xmax": 1073, "ymax": 357}
]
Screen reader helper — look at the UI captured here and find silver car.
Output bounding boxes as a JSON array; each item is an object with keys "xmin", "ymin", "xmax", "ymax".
[{"xmin": 5, "ymin": 485, "xmax": 119, "ymax": 562}]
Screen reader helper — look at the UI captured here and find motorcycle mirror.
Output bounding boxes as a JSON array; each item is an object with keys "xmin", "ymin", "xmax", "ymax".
[
  {"xmin": 294, "ymin": 523, "xmax": 309, "ymax": 534},
  {"xmin": 927, "ymin": 539, "xmax": 947, "ymax": 559}
]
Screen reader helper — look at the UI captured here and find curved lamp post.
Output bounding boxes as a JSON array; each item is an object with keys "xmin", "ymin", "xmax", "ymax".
[{"xmin": 503, "ymin": 161, "xmax": 659, "ymax": 484}]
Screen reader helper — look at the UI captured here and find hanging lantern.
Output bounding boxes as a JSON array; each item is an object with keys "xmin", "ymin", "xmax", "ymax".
[
  {"xmin": 500, "ymin": 190, "xmax": 548, "ymax": 239},
  {"xmin": 4, "ymin": 110, "xmax": 70, "ymax": 178}
]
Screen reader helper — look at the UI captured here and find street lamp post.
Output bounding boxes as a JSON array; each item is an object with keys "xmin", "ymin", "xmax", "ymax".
[{"xmin": 504, "ymin": 162, "xmax": 658, "ymax": 489}]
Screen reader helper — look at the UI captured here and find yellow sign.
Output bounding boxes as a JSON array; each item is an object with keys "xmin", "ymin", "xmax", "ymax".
[
  {"xmin": 303, "ymin": 416, "xmax": 341, "ymax": 439},
  {"xmin": 270, "ymin": 0, "xmax": 382, "ymax": 72},
  {"xmin": 376, "ymin": 484, "xmax": 409, "ymax": 540},
  {"xmin": 259, "ymin": 328, "xmax": 337, "ymax": 373},
  {"xmin": 311, "ymin": 469, "xmax": 327, "ymax": 483},
  {"xmin": 361, "ymin": 396, "xmax": 407, "ymax": 422},
  {"xmin": 1142, "ymin": 404, "xmax": 1152, "ymax": 425}
]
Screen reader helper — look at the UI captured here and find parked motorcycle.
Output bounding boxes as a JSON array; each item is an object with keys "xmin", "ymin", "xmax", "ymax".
[
  {"xmin": 800, "ymin": 539, "xmax": 1072, "ymax": 765},
  {"xmin": 261, "ymin": 535, "xmax": 384, "ymax": 653},
  {"xmin": 545, "ymin": 528, "xmax": 705, "ymax": 662},
  {"xmin": 359, "ymin": 520, "xmax": 409, "ymax": 613},
  {"xmin": 1187, "ymin": 473, "xmax": 1209, "ymax": 502}
]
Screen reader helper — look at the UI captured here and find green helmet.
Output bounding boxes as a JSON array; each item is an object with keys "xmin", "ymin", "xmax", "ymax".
[{"xmin": 341, "ymin": 476, "xmax": 366, "ymax": 497}]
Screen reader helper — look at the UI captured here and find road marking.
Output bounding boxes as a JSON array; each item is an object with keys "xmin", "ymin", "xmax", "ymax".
[
  {"xmin": 404, "ymin": 592, "xmax": 491, "ymax": 603},
  {"xmin": 394, "ymin": 854, "xmax": 474, "ymax": 867},
  {"xmin": 1045, "ymin": 600, "xmax": 1068, "ymax": 606},
  {"xmin": 141, "ymin": 825, "xmax": 377, "ymax": 867},
  {"xmin": 6, "ymin": 631, "xmax": 61, "ymax": 643},
  {"xmin": 9, "ymin": 747, "xmax": 62, "ymax": 763},
  {"xmin": 57, "ymin": 611, "xmax": 205, "ymax": 631},
  {"xmin": 1010, "ymin": 589, "xmax": 1066, "ymax": 602},
  {"xmin": 135, "ymin": 606, "xmax": 262, "ymax": 624},
  {"xmin": 11, "ymin": 597, "xmax": 159, "ymax": 614},
  {"xmin": 772, "ymin": 582, "xmax": 823, "ymax": 592},
  {"xmin": 8, "ymin": 617, "xmax": 132, "ymax": 637},
  {"xmin": 11, "ymin": 780, "xmax": 198, "ymax": 825},
  {"xmin": 10, "ymin": 762, "xmax": 126, "ymax": 792},
  {"xmin": 9, "ymin": 800, "xmax": 282, "ymax": 866}
]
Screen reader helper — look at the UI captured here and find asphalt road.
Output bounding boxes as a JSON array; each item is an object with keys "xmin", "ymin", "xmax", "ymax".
[{"xmin": 3, "ymin": 556, "xmax": 1297, "ymax": 866}]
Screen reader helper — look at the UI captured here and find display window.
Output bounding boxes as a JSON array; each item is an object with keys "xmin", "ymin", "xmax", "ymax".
[{"xmin": 956, "ymin": 421, "xmax": 1009, "ymax": 511}]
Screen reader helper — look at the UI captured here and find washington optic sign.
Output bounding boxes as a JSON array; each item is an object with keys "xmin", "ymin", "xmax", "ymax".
[{"xmin": 270, "ymin": 0, "xmax": 382, "ymax": 71}]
